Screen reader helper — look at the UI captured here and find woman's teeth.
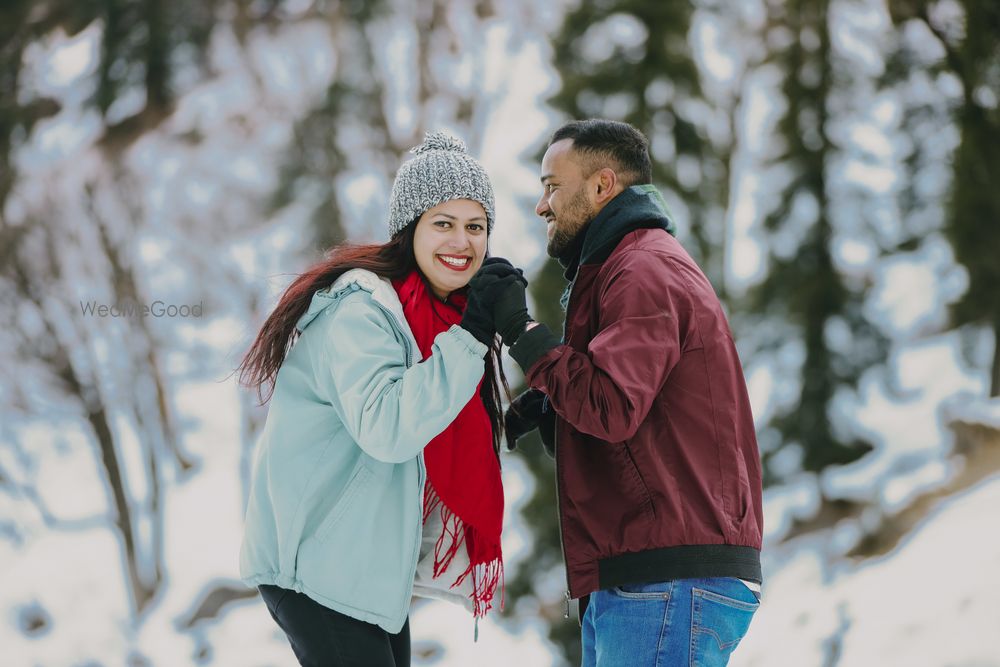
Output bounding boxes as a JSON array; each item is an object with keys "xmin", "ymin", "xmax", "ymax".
[{"xmin": 439, "ymin": 256, "xmax": 469, "ymax": 267}]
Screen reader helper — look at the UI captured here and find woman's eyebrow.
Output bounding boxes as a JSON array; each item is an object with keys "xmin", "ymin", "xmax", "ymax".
[{"xmin": 433, "ymin": 213, "xmax": 486, "ymax": 222}]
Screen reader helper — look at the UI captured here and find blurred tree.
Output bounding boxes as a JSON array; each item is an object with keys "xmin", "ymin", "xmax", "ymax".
[
  {"xmin": 546, "ymin": 1, "xmax": 728, "ymax": 287},
  {"xmin": 887, "ymin": 1, "xmax": 1000, "ymax": 396},
  {"xmin": 748, "ymin": 0, "xmax": 889, "ymax": 479},
  {"xmin": 93, "ymin": 0, "xmax": 215, "ymax": 149},
  {"xmin": 0, "ymin": 0, "xmax": 221, "ymax": 200},
  {"xmin": 267, "ymin": 0, "xmax": 389, "ymax": 253},
  {"xmin": 270, "ymin": 0, "xmax": 518, "ymax": 255},
  {"xmin": 1, "ymin": 0, "xmax": 220, "ymax": 617},
  {"xmin": 948, "ymin": 5, "xmax": 1000, "ymax": 397},
  {"xmin": 878, "ymin": 1, "xmax": 955, "ymax": 251},
  {"xmin": 0, "ymin": 0, "xmax": 76, "ymax": 208}
]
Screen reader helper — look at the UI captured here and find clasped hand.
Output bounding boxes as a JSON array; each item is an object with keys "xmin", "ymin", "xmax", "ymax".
[
  {"xmin": 460, "ymin": 257, "xmax": 532, "ymax": 347},
  {"xmin": 461, "ymin": 258, "xmax": 555, "ymax": 454}
]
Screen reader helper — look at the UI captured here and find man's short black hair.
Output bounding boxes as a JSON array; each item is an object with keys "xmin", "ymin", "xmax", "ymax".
[{"xmin": 549, "ymin": 119, "xmax": 652, "ymax": 187}]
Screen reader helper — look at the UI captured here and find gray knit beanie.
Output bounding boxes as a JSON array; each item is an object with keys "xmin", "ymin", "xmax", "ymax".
[{"xmin": 386, "ymin": 131, "xmax": 495, "ymax": 238}]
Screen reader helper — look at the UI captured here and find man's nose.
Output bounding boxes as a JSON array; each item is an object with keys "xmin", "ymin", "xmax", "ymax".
[{"xmin": 535, "ymin": 193, "xmax": 550, "ymax": 218}]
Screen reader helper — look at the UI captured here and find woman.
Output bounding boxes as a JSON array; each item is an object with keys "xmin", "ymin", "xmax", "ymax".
[{"xmin": 237, "ymin": 132, "xmax": 522, "ymax": 666}]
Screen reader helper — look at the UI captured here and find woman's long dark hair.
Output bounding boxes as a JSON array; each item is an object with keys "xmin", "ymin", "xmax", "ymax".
[{"xmin": 237, "ymin": 223, "xmax": 510, "ymax": 455}]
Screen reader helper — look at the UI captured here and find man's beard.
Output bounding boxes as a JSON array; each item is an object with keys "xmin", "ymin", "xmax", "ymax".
[{"xmin": 546, "ymin": 188, "xmax": 596, "ymax": 259}]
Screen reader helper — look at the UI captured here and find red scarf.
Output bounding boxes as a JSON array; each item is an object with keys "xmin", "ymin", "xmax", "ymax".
[{"xmin": 392, "ymin": 270, "xmax": 504, "ymax": 618}]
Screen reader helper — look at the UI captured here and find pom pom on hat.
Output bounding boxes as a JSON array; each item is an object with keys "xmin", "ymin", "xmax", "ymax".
[{"xmin": 411, "ymin": 131, "xmax": 468, "ymax": 155}]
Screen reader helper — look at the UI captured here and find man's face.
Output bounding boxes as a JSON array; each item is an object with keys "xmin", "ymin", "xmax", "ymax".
[{"xmin": 536, "ymin": 139, "xmax": 598, "ymax": 258}]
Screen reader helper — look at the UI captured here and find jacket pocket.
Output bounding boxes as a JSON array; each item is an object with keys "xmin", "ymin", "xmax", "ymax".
[
  {"xmin": 313, "ymin": 464, "xmax": 373, "ymax": 544},
  {"xmin": 620, "ymin": 442, "xmax": 656, "ymax": 522}
]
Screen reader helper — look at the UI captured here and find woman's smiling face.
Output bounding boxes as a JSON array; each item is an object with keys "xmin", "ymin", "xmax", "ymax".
[{"xmin": 412, "ymin": 198, "xmax": 488, "ymax": 299}]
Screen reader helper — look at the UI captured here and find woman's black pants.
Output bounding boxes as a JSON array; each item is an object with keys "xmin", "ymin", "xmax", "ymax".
[{"xmin": 258, "ymin": 585, "xmax": 410, "ymax": 667}]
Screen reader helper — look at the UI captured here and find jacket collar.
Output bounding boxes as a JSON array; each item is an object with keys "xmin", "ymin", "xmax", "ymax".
[{"xmin": 559, "ymin": 184, "xmax": 677, "ymax": 281}]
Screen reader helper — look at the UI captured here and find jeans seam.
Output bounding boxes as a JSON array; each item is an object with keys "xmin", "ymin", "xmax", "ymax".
[
  {"xmin": 653, "ymin": 581, "xmax": 673, "ymax": 667},
  {"xmin": 610, "ymin": 586, "xmax": 672, "ymax": 600},
  {"xmin": 692, "ymin": 587, "xmax": 760, "ymax": 612},
  {"xmin": 689, "ymin": 592, "xmax": 701, "ymax": 667}
]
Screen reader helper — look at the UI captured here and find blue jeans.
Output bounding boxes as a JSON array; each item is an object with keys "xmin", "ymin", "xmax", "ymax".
[{"xmin": 581, "ymin": 577, "xmax": 759, "ymax": 667}]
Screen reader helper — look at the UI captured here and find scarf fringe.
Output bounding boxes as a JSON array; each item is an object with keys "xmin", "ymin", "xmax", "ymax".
[
  {"xmin": 453, "ymin": 556, "xmax": 505, "ymax": 618},
  {"xmin": 423, "ymin": 486, "xmax": 504, "ymax": 618},
  {"xmin": 424, "ymin": 488, "xmax": 466, "ymax": 579}
]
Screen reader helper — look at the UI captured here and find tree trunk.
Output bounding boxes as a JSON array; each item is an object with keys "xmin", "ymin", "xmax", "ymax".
[
  {"xmin": 991, "ymin": 318, "xmax": 1000, "ymax": 398},
  {"xmin": 88, "ymin": 405, "xmax": 157, "ymax": 614},
  {"xmin": 144, "ymin": 0, "xmax": 170, "ymax": 111}
]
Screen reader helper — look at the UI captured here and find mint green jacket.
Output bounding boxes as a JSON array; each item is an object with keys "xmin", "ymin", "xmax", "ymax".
[{"xmin": 239, "ymin": 269, "xmax": 487, "ymax": 633}]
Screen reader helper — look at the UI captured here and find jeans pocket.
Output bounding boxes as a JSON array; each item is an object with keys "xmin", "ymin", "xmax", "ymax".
[
  {"xmin": 690, "ymin": 586, "xmax": 758, "ymax": 665},
  {"xmin": 610, "ymin": 580, "xmax": 672, "ymax": 600}
]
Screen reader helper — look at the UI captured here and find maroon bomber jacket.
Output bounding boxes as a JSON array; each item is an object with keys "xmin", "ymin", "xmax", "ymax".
[{"xmin": 510, "ymin": 226, "xmax": 764, "ymax": 601}]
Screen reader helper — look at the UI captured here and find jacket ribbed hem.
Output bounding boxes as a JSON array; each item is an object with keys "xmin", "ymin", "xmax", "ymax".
[
  {"xmin": 509, "ymin": 323, "xmax": 561, "ymax": 372},
  {"xmin": 596, "ymin": 544, "xmax": 762, "ymax": 591}
]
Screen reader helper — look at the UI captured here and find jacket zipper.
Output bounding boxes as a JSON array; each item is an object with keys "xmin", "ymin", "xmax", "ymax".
[
  {"xmin": 556, "ymin": 279, "xmax": 581, "ymax": 620},
  {"xmin": 553, "ymin": 409, "xmax": 572, "ymax": 618},
  {"xmin": 371, "ymin": 298, "xmax": 423, "ymax": 627}
]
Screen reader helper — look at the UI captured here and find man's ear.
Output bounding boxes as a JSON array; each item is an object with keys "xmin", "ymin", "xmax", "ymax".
[{"xmin": 594, "ymin": 168, "xmax": 620, "ymax": 204}]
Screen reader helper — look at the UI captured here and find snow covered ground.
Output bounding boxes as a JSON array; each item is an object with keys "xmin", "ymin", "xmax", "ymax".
[{"xmin": 734, "ymin": 472, "xmax": 1000, "ymax": 667}]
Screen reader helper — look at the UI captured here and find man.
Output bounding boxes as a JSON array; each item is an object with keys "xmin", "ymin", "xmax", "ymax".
[{"xmin": 475, "ymin": 119, "xmax": 763, "ymax": 666}]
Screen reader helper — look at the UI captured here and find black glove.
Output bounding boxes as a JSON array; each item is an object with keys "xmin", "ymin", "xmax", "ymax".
[
  {"xmin": 491, "ymin": 277, "xmax": 532, "ymax": 346},
  {"xmin": 460, "ymin": 276, "xmax": 498, "ymax": 347},
  {"xmin": 468, "ymin": 268, "xmax": 532, "ymax": 347},
  {"xmin": 504, "ymin": 388, "xmax": 556, "ymax": 456},
  {"xmin": 504, "ymin": 389, "xmax": 546, "ymax": 451},
  {"xmin": 478, "ymin": 257, "xmax": 528, "ymax": 285}
]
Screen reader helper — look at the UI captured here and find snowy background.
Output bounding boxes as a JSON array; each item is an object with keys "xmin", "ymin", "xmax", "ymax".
[{"xmin": 2, "ymin": 1, "xmax": 999, "ymax": 665}]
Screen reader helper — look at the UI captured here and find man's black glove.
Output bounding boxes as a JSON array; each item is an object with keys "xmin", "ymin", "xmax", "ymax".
[
  {"xmin": 504, "ymin": 388, "xmax": 556, "ymax": 456},
  {"xmin": 468, "ymin": 260, "xmax": 532, "ymax": 347},
  {"xmin": 504, "ymin": 388, "xmax": 545, "ymax": 451}
]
